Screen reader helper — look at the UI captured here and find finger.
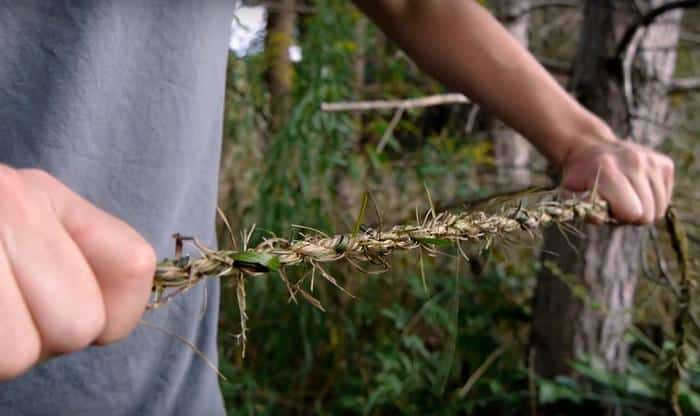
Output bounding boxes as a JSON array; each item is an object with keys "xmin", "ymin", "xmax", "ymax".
[
  {"xmin": 661, "ymin": 157, "xmax": 675, "ymax": 208},
  {"xmin": 625, "ymin": 171, "xmax": 656, "ymax": 224},
  {"xmin": 667, "ymin": 174, "xmax": 674, "ymax": 208},
  {"xmin": 0, "ymin": 244, "xmax": 41, "ymax": 379},
  {"xmin": 66, "ymin": 207, "xmax": 155, "ymax": 345},
  {"xmin": 648, "ymin": 172, "xmax": 667, "ymax": 220},
  {"xmin": 23, "ymin": 170, "xmax": 156, "ymax": 344},
  {"xmin": 2, "ymin": 213, "xmax": 106, "ymax": 355},
  {"xmin": 595, "ymin": 158, "xmax": 643, "ymax": 223}
]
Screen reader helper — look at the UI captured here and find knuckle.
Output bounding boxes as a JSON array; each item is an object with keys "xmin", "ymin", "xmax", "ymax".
[
  {"xmin": 597, "ymin": 154, "xmax": 617, "ymax": 172},
  {"xmin": 646, "ymin": 154, "xmax": 658, "ymax": 168},
  {"xmin": 623, "ymin": 150, "xmax": 644, "ymax": 170},
  {"xmin": 124, "ymin": 240, "xmax": 157, "ymax": 283}
]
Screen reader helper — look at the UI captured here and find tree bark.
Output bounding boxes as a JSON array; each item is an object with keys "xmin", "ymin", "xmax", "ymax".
[
  {"xmin": 532, "ymin": 0, "xmax": 683, "ymax": 378},
  {"xmin": 491, "ymin": 0, "xmax": 546, "ymax": 187},
  {"xmin": 265, "ymin": 0, "xmax": 297, "ymax": 134}
]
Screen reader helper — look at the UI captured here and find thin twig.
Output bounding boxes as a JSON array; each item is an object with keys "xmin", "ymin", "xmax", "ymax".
[
  {"xmin": 623, "ymin": 25, "xmax": 646, "ymax": 112},
  {"xmin": 376, "ymin": 107, "xmax": 405, "ymax": 153},
  {"xmin": 458, "ymin": 344, "xmax": 508, "ymax": 398},
  {"xmin": 669, "ymin": 77, "xmax": 700, "ymax": 93},
  {"xmin": 321, "ymin": 93, "xmax": 469, "ymax": 112}
]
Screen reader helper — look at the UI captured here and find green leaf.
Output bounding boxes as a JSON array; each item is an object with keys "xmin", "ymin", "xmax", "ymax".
[
  {"xmin": 539, "ymin": 379, "xmax": 583, "ymax": 404},
  {"xmin": 232, "ymin": 251, "xmax": 281, "ymax": 272},
  {"xmin": 626, "ymin": 376, "xmax": 660, "ymax": 399},
  {"xmin": 352, "ymin": 192, "xmax": 369, "ymax": 237},
  {"xmin": 414, "ymin": 237, "xmax": 452, "ymax": 247},
  {"xmin": 682, "ymin": 387, "xmax": 700, "ymax": 413}
]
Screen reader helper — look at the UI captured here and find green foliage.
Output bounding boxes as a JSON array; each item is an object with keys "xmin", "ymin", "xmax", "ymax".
[
  {"xmin": 255, "ymin": 0, "xmax": 358, "ymax": 234},
  {"xmin": 219, "ymin": 257, "xmax": 538, "ymax": 415},
  {"xmin": 216, "ymin": 1, "xmax": 700, "ymax": 414},
  {"xmin": 539, "ymin": 352, "xmax": 700, "ymax": 415}
]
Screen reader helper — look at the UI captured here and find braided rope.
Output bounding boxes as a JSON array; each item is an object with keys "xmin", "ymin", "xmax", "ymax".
[{"xmin": 151, "ymin": 195, "xmax": 611, "ymax": 308}]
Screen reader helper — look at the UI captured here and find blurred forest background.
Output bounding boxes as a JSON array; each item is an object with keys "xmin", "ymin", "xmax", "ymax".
[{"xmin": 215, "ymin": 1, "xmax": 700, "ymax": 414}]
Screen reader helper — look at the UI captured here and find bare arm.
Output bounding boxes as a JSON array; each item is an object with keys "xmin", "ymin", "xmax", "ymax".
[{"xmin": 353, "ymin": 0, "xmax": 674, "ymax": 224}]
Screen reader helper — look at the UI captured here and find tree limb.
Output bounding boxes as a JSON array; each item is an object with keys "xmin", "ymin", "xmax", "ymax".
[
  {"xmin": 669, "ymin": 76, "xmax": 700, "ymax": 93},
  {"xmin": 680, "ymin": 30, "xmax": 700, "ymax": 44},
  {"xmin": 615, "ymin": 0, "xmax": 700, "ymax": 60},
  {"xmin": 320, "ymin": 93, "xmax": 470, "ymax": 112}
]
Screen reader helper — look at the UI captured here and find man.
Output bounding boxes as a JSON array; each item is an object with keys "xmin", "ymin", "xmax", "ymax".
[{"xmin": 0, "ymin": 1, "xmax": 673, "ymax": 415}]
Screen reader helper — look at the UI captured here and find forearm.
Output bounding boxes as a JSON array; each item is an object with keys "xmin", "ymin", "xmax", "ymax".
[{"xmin": 352, "ymin": 0, "xmax": 616, "ymax": 167}]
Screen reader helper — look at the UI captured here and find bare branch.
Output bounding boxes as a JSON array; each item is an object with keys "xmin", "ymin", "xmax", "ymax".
[
  {"xmin": 680, "ymin": 31, "xmax": 700, "ymax": 44},
  {"xmin": 623, "ymin": 26, "xmax": 646, "ymax": 110},
  {"xmin": 376, "ymin": 108, "xmax": 405, "ymax": 153},
  {"xmin": 615, "ymin": 0, "xmax": 700, "ymax": 60},
  {"xmin": 669, "ymin": 77, "xmax": 700, "ymax": 92},
  {"xmin": 465, "ymin": 104, "xmax": 481, "ymax": 134},
  {"xmin": 321, "ymin": 93, "xmax": 470, "ymax": 112}
]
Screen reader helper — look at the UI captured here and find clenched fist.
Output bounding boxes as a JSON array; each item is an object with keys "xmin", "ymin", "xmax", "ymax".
[
  {"xmin": 0, "ymin": 166, "xmax": 155, "ymax": 380},
  {"xmin": 561, "ymin": 138, "xmax": 674, "ymax": 224}
]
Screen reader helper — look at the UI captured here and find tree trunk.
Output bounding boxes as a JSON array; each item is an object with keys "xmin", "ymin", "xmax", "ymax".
[
  {"xmin": 491, "ymin": 0, "xmax": 544, "ymax": 187},
  {"xmin": 265, "ymin": 0, "xmax": 297, "ymax": 134},
  {"xmin": 532, "ymin": 0, "xmax": 683, "ymax": 378}
]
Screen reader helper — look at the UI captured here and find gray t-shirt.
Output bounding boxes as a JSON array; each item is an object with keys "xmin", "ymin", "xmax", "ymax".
[{"xmin": 0, "ymin": 1, "xmax": 233, "ymax": 414}]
